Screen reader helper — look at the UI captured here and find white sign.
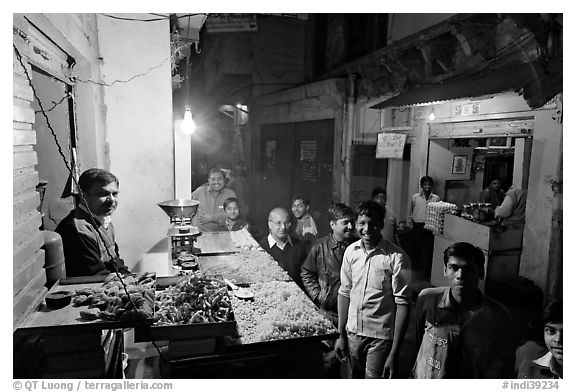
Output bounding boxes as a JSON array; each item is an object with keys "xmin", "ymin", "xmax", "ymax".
[
  {"xmin": 205, "ymin": 14, "xmax": 258, "ymax": 33},
  {"xmin": 376, "ymin": 133, "xmax": 407, "ymax": 159}
]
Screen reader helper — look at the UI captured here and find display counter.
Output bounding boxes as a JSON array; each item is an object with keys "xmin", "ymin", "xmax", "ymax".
[
  {"xmin": 16, "ymin": 230, "xmax": 336, "ymax": 378},
  {"xmin": 430, "ymin": 214, "xmax": 524, "ymax": 295},
  {"xmin": 132, "ymin": 231, "xmax": 337, "ymax": 378}
]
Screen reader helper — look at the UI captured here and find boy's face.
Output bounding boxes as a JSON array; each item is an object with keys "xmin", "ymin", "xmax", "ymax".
[
  {"xmin": 292, "ymin": 199, "xmax": 308, "ymax": 219},
  {"xmin": 330, "ymin": 216, "xmax": 355, "ymax": 242},
  {"xmin": 422, "ymin": 181, "xmax": 432, "ymax": 193},
  {"xmin": 225, "ymin": 202, "xmax": 240, "ymax": 220},
  {"xmin": 208, "ymin": 172, "xmax": 225, "ymax": 192},
  {"xmin": 544, "ymin": 322, "xmax": 563, "ymax": 365},
  {"xmin": 357, "ymin": 214, "xmax": 383, "ymax": 247},
  {"xmin": 444, "ymin": 256, "xmax": 482, "ymax": 299},
  {"xmin": 372, "ymin": 193, "xmax": 386, "ymax": 208}
]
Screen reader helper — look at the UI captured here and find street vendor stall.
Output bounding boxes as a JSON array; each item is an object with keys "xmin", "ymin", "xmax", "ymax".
[
  {"xmin": 131, "ymin": 230, "xmax": 338, "ymax": 378},
  {"xmin": 14, "ymin": 200, "xmax": 337, "ymax": 378}
]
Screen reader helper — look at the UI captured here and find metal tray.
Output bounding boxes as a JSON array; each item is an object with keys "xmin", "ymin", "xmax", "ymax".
[
  {"xmin": 17, "ymin": 274, "xmax": 155, "ymax": 334},
  {"xmin": 134, "ymin": 277, "xmax": 237, "ymax": 342},
  {"xmin": 133, "ymin": 316, "xmax": 237, "ymax": 342},
  {"xmin": 224, "ymin": 330, "xmax": 340, "ymax": 351}
]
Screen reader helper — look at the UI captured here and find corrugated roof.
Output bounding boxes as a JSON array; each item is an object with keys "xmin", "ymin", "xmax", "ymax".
[{"xmin": 370, "ymin": 60, "xmax": 562, "ymax": 110}]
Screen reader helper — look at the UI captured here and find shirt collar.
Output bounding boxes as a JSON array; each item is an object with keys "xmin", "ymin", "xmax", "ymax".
[
  {"xmin": 329, "ymin": 234, "xmax": 350, "ymax": 250},
  {"xmin": 78, "ymin": 204, "xmax": 112, "ymax": 229},
  {"xmin": 418, "ymin": 190, "xmax": 436, "ymax": 200},
  {"xmin": 352, "ymin": 236, "xmax": 386, "ymax": 254},
  {"xmin": 533, "ymin": 352, "xmax": 562, "ymax": 378},
  {"xmin": 438, "ymin": 287, "xmax": 484, "ymax": 309},
  {"xmin": 267, "ymin": 233, "xmax": 292, "ymax": 250}
]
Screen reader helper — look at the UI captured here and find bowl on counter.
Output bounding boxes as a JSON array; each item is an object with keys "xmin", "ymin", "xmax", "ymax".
[{"xmin": 45, "ymin": 291, "xmax": 72, "ymax": 309}]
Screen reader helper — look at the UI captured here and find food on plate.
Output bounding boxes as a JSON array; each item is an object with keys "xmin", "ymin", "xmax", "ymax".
[
  {"xmin": 154, "ymin": 274, "xmax": 233, "ymax": 325},
  {"xmin": 231, "ymin": 281, "xmax": 336, "ymax": 344},
  {"xmin": 72, "ymin": 272, "xmax": 155, "ymax": 322}
]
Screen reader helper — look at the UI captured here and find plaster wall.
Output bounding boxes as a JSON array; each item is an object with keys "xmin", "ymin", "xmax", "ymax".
[
  {"xmin": 38, "ymin": 13, "xmax": 109, "ymax": 169},
  {"xmin": 96, "ymin": 14, "xmax": 174, "ymax": 268}
]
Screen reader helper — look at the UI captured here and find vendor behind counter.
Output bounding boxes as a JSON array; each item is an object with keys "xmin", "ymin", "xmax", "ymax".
[{"xmin": 495, "ymin": 188, "xmax": 527, "ymax": 225}]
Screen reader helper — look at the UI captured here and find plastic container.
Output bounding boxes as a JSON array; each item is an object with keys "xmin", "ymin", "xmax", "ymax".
[
  {"xmin": 42, "ymin": 231, "xmax": 65, "ymax": 288},
  {"xmin": 45, "ymin": 262, "xmax": 66, "ymax": 288}
]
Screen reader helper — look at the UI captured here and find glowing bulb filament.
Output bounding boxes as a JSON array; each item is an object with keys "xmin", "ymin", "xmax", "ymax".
[{"xmin": 181, "ymin": 108, "xmax": 196, "ymax": 134}]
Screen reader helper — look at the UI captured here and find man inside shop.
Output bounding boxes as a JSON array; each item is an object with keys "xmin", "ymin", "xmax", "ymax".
[
  {"xmin": 412, "ymin": 242, "xmax": 516, "ymax": 378},
  {"xmin": 56, "ymin": 168, "xmax": 130, "ymax": 277},
  {"xmin": 259, "ymin": 207, "xmax": 307, "ymax": 289},
  {"xmin": 479, "ymin": 177, "xmax": 506, "ymax": 206},
  {"xmin": 495, "ymin": 187, "xmax": 527, "ymax": 225}
]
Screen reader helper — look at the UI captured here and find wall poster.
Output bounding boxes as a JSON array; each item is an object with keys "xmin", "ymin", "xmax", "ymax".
[{"xmin": 376, "ymin": 133, "xmax": 407, "ymax": 159}]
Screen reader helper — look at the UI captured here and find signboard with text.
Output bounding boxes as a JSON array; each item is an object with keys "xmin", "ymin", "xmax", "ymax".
[
  {"xmin": 376, "ymin": 133, "xmax": 407, "ymax": 159},
  {"xmin": 205, "ymin": 14, "xmax": 258, "ymax": 33}
]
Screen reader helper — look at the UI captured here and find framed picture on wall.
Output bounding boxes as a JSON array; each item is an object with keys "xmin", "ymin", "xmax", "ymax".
[{"xmin": 452, "ymin": 155, "xmax": 467, "ymax": 174}]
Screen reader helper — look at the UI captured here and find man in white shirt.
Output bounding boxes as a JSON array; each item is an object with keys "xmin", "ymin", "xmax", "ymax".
[{"xmin": 409, "ymin": 176, "xmax": 440, "ymax": 280}]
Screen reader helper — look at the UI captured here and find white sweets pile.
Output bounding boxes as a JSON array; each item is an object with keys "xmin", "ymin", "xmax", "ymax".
[
  {"xmin": 230, "ymin": 228, "xmax": 261, "ymax": 250},
  {"xmin": 424, "ymin": 201, "xmax": 457, "ymax": 234},
  {"xmin": 231, "ymin": 281, "xmax": 337, "ymax": 344}
]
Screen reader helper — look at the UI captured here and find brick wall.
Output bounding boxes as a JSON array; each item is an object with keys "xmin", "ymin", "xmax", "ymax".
[{"xmin": 13, "ymin": 28, "xmax": 47, "ymax": 330}]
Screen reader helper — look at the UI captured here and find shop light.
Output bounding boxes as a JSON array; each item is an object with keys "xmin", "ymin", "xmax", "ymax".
[
  {"xmin": 428, "ymin": 108, "xmax": 436, "ymax": 121},
  {"xmin": 180, "ymin": 106, "xmax": 196, "ymax": 135}
]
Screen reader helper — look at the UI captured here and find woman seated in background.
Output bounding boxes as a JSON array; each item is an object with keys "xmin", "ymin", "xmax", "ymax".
[{"xmin": 219, "ymin": 197, "xmax": 249, "ymax": 232}]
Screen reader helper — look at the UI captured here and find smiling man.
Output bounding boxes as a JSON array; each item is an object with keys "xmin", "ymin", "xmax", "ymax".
[
  {"xmin": 412, "ymin": 241, "xmax": 516, "ymax": 378},
  {"xmin": 334, "ymin": 200, "xmax": 412, "ymax": 379},
  {"xmin": 259, "ymin": 207, "xmax": 307, "ymax": 289},
  {"xmin": 56, "ymin": 168, "xmax": 129, "ymax": 277},
  {"xmin": 191, "ymin": 168, "xmax": 236, "ymax": 232},
  {"xmin": 301, "ymin": 203, "xmax": 357, "ymax": 326}
]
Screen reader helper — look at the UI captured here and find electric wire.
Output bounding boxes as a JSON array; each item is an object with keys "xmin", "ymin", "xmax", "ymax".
[{"xmin": 100, "ymin": 13, "xmax": 207, "ymax": 22}]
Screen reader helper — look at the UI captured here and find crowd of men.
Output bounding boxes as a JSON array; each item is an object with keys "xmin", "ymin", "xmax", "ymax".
[{"xmin": 55, "ymin": 167, "xmax": 562, "ymax": 380}]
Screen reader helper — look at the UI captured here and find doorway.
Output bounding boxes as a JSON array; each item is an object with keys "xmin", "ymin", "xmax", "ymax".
[{"xmin": 255, "ymin": 119, "xmax": 335, "ymax": 238}]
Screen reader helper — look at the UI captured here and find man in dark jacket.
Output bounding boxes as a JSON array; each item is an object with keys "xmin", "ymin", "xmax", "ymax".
[
  {"xmin": 259, "ymin": 207, "xmax": 307, "ymax": 289},
  {"xmin": 301, "ymin": 203, "xmax": 356, "ymax": 326},
  {"xmin": 56, "ymin": 168, "xmax": 129, "ymax": 277}
]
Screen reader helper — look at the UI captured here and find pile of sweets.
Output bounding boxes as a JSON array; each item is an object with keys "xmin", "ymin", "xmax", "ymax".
[
  {"xmin": 199, "ymin": 249, "xmax": 291, "ymax": 283},
  {"xmin": 231, "ymin": 281, "xmax": 336, "ymax": 344},
  {"xmin": 230, "ymin": 228, "xmax": 261, "ymax": 250}
]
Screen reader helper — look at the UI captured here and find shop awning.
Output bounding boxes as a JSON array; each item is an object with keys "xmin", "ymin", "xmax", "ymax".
[{"xmin": 370, "ymin": 60, "xmax": 562, "ymax": 110}]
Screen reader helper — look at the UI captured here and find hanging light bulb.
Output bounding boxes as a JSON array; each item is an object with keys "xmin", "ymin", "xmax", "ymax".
[
  {"xmin": 428, "ymin": 107, "xmax": 436, "ymax": 121},
  {"xmin": 180, "ymin": 106, "xmax": 196, "ymax": 134}
]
